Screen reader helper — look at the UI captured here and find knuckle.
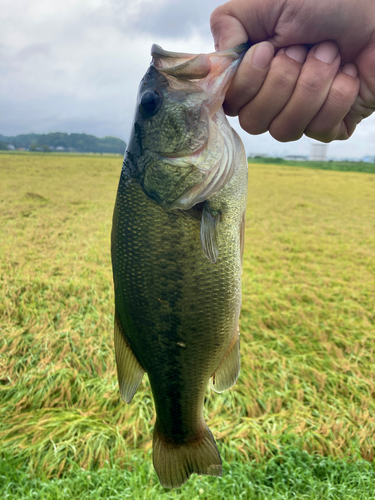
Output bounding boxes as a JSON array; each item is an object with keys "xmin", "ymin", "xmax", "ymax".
[
  {"xmin": 272, "ymin": 69, "xmax": 299, "ymax": 93},
  {"xmin": 358, "ymin": 97, "xmax": 375, "ymax": 114},
  {"xmin": 209, "ymin": 5, "xmax": 227, "ymax": 27},
  {"xmin": 329, "ymin": 77, "xmax": 358, "ymax": 108},
  {"xmin": 223, "ymin": 102, "xmax": 238, "ymax": 117},
  {"xmin": 342, "ymin": 116, "xmax": 356, "ymax": 139},
  {"xmin": 270, "ymin": 59, "xmax": 300, "ymax": 91},
  {"xmin": 330, "ymin": 87, "xmax": 353, "ymax": 108},
  {"xmin": 356, "ymin": 69, "xmax": 375, "ymax": 107},
  {"xmin": 299, "ymin": 73, "xmax": 327, "ymax": 93},
  {"xmin": 351, "ymin": 97, "xmax": 375, "ymax": 120},
  {"xmin": 239, "ymin": 110, "xmax": 267, "ymax": 135},
  {"xmin": 269, "ymin": 122, "xmax": 302, "ymax": 142},
  {"xmin": 305, "ymin": 127, "xmax": 337, "ymax": 143},
  {"xmin": 210, "ymin": 11, "xmax": 222, "ymax": 33},
  {"xmin": 210, "ymin": 6, "xmax": 231, "ymax": 46}
]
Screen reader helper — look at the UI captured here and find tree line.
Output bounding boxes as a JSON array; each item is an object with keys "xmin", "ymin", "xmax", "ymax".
[{"xmin": 0, "ymin": 132, "xmax": 126, "ymax": 154}]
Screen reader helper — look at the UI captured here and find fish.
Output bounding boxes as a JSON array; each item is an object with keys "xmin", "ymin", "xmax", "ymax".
[{"xmin": 111, "ymin": 42, "xmax": 248, "ymax": 488}]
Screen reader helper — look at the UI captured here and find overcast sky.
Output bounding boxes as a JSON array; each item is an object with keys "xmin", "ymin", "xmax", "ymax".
[{"xmin": 1, "ymin": 0, "xmax": 375, "ymax": 159}]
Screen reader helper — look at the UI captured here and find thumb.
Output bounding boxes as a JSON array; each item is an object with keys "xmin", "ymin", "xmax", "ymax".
[
  {"xmin": 210, "ymin": 0, "xmax": 278, "ymax": 51},
  {"xmin": 210, "ymin": 6, "xmax": 248, "ymax": 51}
]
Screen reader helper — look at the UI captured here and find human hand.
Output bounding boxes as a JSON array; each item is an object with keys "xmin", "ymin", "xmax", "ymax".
[{"xmin": 211, "ymin": 0, "xmax": 375, "ymax": 142}]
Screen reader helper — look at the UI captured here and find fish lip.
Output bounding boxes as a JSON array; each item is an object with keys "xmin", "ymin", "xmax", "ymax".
[
  {"xmin": 151, "ymin": 42, "xmax": 250, "ymax": 60},
  {"xmin": 151, "ymin": 44, "xmax": 195, "ymax": 59}
]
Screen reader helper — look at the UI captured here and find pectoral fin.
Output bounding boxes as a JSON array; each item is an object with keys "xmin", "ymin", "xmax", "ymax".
[
  {"xmin": 114, "ymin": 314, "xmax": 144, "ymax": 403},
  {"xmin": 200, "ymin": 203, "xmax": 220, "ymax": 263},
  {"xmin": 210, "ymin": 330, "xmax": 240, "ymax": 393}
]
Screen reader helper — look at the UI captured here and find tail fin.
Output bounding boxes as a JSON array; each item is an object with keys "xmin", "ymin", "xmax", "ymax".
[{"xmin": 153, "ymin": 423, "xmax": 222, "ymax": 489}]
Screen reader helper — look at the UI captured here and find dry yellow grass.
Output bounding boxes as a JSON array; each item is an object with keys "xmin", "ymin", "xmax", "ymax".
[{"xmin": 0, "ymin": 153, "xmax": 374, "ymax": 476}]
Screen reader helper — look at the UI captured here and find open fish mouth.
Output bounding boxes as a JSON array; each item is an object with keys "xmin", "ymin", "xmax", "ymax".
[{"xmin": 151, "ymin": 42, "xmax": 249, "ymax": 82}]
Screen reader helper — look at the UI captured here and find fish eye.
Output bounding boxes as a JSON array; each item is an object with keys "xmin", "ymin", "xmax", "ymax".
[{"xmin": 140, "ymin": 91, "xmax": 162, "ymax": 117}]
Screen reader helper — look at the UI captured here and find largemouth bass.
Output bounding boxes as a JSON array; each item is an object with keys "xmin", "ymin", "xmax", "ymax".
[{"xmin": 111, "ymin": 43, "xmax": 248, "ymax": 488}]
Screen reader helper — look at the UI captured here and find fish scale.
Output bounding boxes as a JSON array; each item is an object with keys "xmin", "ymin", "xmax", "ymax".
[{"xmin": 113, "ymin": 166, "xmax": 244, "ymax": 424}]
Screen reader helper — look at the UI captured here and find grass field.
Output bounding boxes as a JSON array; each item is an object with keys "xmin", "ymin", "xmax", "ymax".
[
  {"xmin": 1, "ymin": 153, "xmax": 374, "ymax": 498},
  {"xmin": 249, "ymin": 157, "xmax": 375, "ymax": 174}
]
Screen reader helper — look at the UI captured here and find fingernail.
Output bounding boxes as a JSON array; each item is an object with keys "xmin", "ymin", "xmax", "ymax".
[
  {"xmin": 285, "ymin": 45, "xmax": 306, "ymax": 63},
  {"xmin": 342, "ymin": 63, "xmax": 358, "ymax": 78},
  {"xmin": 314, "ymin": 42, "xmax": 338, "ymax": 63},
  {"xmin": 252, "ymin": 42, "xmax": 274, "ymax": 69}
]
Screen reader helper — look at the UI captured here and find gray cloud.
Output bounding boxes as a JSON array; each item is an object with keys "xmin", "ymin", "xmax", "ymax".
[
  {"xmin": 17, "ymin": 43, "xmax": 51, "ymax": 61},
  {"xmin": 0, "ymin": 0, "xmax": 222, "ymax": 142},
  {"xmin": 1, "ymin": 0, "xmax": 375, "ymax": 159},
  {"xmin": 109, "ymin": 0, "xmax": 221, "ymax": 39}
]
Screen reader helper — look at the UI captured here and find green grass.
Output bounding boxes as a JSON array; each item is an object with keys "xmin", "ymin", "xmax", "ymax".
[
  {"xmin": 249, "ymin": 157, "xmax": 375, "ymax": 174},
  {"xmin": 3, "ymin": 447, "xmax": 375, "ymax": 499},
  {"xmin": 1, "ymin": 154, "xmax": 375, "ymax": 497}
]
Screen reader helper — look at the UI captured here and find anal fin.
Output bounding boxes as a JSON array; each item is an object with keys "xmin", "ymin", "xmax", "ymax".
[
  {"xmin": 200, "ymin": 202, "xmax": 220, "ymax": 263},
  {"xmin": 210, "ymin": 329, "xmax": 240, "ymax": 393},
  {"xmin": 114, "ymin": 314, "xmax": 144, "ymax": 403}
]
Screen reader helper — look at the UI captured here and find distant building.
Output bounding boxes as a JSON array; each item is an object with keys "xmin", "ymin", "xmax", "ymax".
[
  {"xmin": 7, "ymin": 144, "xmax": 15, "ymax": 150},
  {"xmin": 363, "ymin": 156, "xmax": 375, "ymax": 163},
  {"xmin": 310, "ymin": 143, "xmax": 327, "ymax": 161},
  {"xmin": 56, "ymin": 146, "xmax": 66, "ymax": 151}
]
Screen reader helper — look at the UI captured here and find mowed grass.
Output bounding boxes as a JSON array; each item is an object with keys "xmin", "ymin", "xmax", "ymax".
[{"xmin": 0, "ymin": 153, "xmax": 374, "ymax": 498}]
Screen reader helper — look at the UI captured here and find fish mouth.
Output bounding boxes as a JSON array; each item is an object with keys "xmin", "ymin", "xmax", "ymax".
[
  {"xmin": 151, "ymin": 42, "xmax": 249, "ymax": 118},
  {"xmin": 151, "ymin": 43, "xmax": 249, "ymax": 81},
  {"xmin": 151, "ymin": 43, "xmax": 250, "ymax": 60}
]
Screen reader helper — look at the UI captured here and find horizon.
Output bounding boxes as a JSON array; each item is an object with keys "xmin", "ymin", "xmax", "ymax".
[
  {"xmin": 1, "ymin": 130, "xmax": 373, "ymax": 162},
  {"xmin": 0, "ymin": 131, "xmax": 126, "ymax": 140}
]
